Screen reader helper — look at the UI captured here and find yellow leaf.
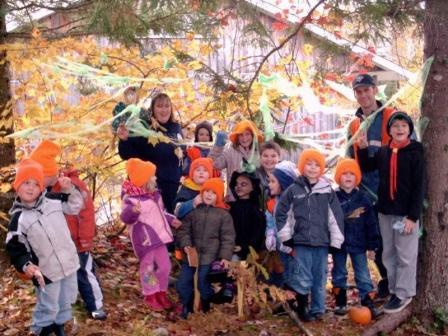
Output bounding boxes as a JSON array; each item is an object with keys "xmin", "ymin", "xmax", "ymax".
[
  {"xmin": 187, "ymin": 60, "xmax": 203, "ymax": 71},
  {"xmin": 0, "ymin": 182, "xmax": 12, "ymax": 193}
]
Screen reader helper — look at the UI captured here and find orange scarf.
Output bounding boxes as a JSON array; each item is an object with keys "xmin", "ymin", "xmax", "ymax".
[{"xmin": 389, "ymin": 139, "xmax": 410, "ymax": 200}]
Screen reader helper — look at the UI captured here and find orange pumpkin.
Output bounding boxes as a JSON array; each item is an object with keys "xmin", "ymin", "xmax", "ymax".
[{"xmin": 348, "ymin": 306, "xmax": 371, "ymax": 325}]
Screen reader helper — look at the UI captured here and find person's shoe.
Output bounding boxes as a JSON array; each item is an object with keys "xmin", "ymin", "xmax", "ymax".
[
  {"xmin": 295, "ymin": 293, "xmax": 314, "ymax": 322},
  {"xmin": 90, "ymin": 308, "xmax": 108, "ymax": 320},
  {"xmin": 38, "ymin": 325, "xmax": 54, "ymax": 336},
  {"xmin": 200, "ymin": 299, "xmax": 211, "ymax": 313},
  {"xmin": 383, "ymin": 294, "xmax": 398, "ymax": 310},
  {"xmin": 332, "ymin": 287, "xmax": 347, "ymax": 316},
  {"xmin": 51, "ymin": 324, "xmax": 65, "ymax": 336},
  {"xmin": 361, "ymin": 293, "xmax": 382, "ymax": 318},
  {"xmin": 383, "ymin": 296, "xmax": 412, "ymax": 314},
  {"xmin": 180, "ymin": 301, "xmax": 193, "ymax": 319},
  {"xmin": 156, "ymin": 291, "xmax": 173, "ymax": 310},
  {"xmin": 144, "ymin": 294, "xmax": 164, "ymax": 312},
  {"xmin": 311, "ymin": 312, "xmax": 324, "ymax": 321},
  {"xmin": 377, "ymin": 279, "xmax": 390, "ymax": 299}
]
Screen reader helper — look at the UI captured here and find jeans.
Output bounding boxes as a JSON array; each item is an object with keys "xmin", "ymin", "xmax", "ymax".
[
  {"xmin": 289, "ymin": 246, "xmax": 328, "ymax": 314},
  {"xmin": 31, "ymin": 272, "xmax": 78, "ymax": 333},
  {"xmin": 176, "ymin": 263, "xmax": 213, "ymax": 306},
  {"xmin": 331, "ymin": 251, "xmax": 374, "ymax": 299}
]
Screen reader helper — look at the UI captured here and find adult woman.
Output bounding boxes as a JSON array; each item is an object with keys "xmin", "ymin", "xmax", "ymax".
[{"xmin": 117, "ymin": 93, "xmax": 183, "ymax": 213}]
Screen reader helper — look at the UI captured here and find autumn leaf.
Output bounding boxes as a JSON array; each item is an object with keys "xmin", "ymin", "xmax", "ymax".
[{"xmin": 272, "ymin": 21, "xmax": 289, "ymax": 32}]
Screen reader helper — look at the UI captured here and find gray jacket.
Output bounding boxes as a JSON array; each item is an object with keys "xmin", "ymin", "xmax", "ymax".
[
  {"xmin": 275, "ymin": 176, "xmax": 344, "ymax": 248},
  {"xmin": 6, "ymin": 189, "xmax": 82, "ymax": 283}
]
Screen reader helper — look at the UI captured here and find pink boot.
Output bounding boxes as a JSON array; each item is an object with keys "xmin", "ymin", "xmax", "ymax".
[
  {"xmin": 144, "ymin": 294, "xmax": 164, "ymax": 311},
  {"xmin": 156, "ymin": 291, "xmax": 173, "ymax": 309}
]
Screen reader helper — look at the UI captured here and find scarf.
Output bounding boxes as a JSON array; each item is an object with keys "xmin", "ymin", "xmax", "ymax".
[
  {"xmin": 121, "ymin": 179, "xmax": 148, "ymax": 197},
  {"xmin": 389, "ymin": 139, "xmax": 410, "ymax": 200}
]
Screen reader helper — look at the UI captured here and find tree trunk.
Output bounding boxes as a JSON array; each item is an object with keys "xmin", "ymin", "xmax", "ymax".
[{"xmin": 415, "ymin": 0, "xmax": 448, "ymax": 324}]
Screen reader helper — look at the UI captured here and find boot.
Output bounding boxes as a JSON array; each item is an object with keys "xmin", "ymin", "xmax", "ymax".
[
  {"xmin": 156, "ymin": 291, "xmax": 173, "ymax": 309},
  {"xmin": 144, "ymin": 294, "xmax": 164, "ymax": 312},
  {"xmin": 361, "ymin": 292, "xmax": 382, "ymax": 319},
  {"xmin": 332, "ymin": 287, "xmax": 347, "ymax": 316},
  {"xmin": 200, "ymin": 299, "xmax": 211, "ymax": 313},
  {"xmin": 51, "ymin": 324, "xmax": 65, "ymax": 336},
  {"xmin": 39, "ymin": 326, "xmax": 54, "ymax": 336},
  {"xmin": 295, "ymin": 293, "xmax": 314, "ymax": 322}
]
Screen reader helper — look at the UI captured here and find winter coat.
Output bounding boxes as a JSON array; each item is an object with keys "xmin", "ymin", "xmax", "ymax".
[
  {"xmin": 120, "ymin": 191, "xmax": 174, "ymax": 260},
  {"xmin": 357, "ymin": 140, "xmax": 425, "ymax": 221},
  {"xmin": 6, "ymin": 190, "xmax": 83, "ymax": 284},
  {"xmin": 177, "ymin": 204, "xmax": 235, "ymax": 265},
  {"xmin": 275, "ymin": 176, "xmax": 344, "ymax": 248},
  {"xmin": 335, "ymin": 188, "xmax": 380, "ymax": 253},
  {"xmin": 173, "ymin": 179, "xmax": 200, "ymax": 219}
]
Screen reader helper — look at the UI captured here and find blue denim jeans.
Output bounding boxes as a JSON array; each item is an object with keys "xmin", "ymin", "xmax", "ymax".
[
  {"xmin": 176, "ymin": 263, "xmax": 213, "ymax": 306},
  {"xmin": 289, "ymin": 246, "xmax": 328, "ymax": 315},
  {"xmin": 331, "ymin": 251, "xmax": 373, "ymax": 299},
  {"xmin": 31, "ymin": 272, "xmax": 78, "ymax": 333}
]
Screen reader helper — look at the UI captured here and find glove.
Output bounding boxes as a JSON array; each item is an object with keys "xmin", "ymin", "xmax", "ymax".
[
  {"xmin": 282, "ymin": 238, "xmax": 294, "ymax": 248},
  {"xmin": 278, "ymin": 244, "xmax": 292, "ymax": 254},
  {"xmin": 265, "ymin": 229, "xmax": 276, "ymax": 251},
  {"xmin": 215, "ymin": 131, "xmax": 228, "ymax": 147}
]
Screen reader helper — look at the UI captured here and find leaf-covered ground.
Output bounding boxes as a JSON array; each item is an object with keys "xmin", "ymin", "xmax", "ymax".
[{"xmin": 0, "ymin": 224, "xmax": 431, "ymax": 336}]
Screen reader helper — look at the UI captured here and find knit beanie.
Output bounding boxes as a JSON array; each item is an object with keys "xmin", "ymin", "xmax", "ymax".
[
  {"xmin": 29, "ymin": 140, "xmax": 61, "ymax": 177},
  {"xmin": 386, "ymin": 111, "xmax": 414, "ymax": 137},
  {"xmin": 297, "ymin": 149, "xmax": 325, "ymax": 175},
  {"xmin": 195, "ymin": 121, "xmax": 213, "ymax": 142},
  {"xmin": 189, "ymin": 157, "xmax": 214, "ymax": 180},
  {"xmin": 126, "ymin": 158, "xmax": 157, "ymax": 187},
  {"xmin": 229, "ymin": 119, "xmax": 264, "ymax": 145},
  {"xmin": 201, "ymin": 178, "xmax": 228, "ymax": 209},
  {"xmin": 272, "ymin": 161, "xmax": 298, "ymax": 192},
  {"xmin": 334, "ymin": 158, "xmax": 362, "ymax": 186},
  {"xmin": 13, "ymin": 158, "xmax": 45, "ymax": 192}
]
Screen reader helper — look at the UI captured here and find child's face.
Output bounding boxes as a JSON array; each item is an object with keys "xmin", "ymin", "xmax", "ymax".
[
  {"xmin": 44, "ymin": 175, "xmax": 58, "ymax": 187},
  {"xmin": 389, "ymin": 119, "xmax": 410, "ymax": 143},
  {"xmin": 303, "ymin": 160, "xmax": 321, "ymax": 182},
  {"xmin": 340, "ymin": 172, "xmax": 356, "ymax": 191},
  {"xmin": 17, "ymin": 179, "xmax": 41, "ymax": 204},
  {"xmin": 202, "ymin": 189, "xmax": 217, "ymax": 206},
  {"xmin": 153, "ymin": 97, "xmax": 172, "ymax": 124},
  {"xmin": 234, "ymin": 175, "xmax": 253, "ymax": 199},
  {"xmin": 192, "ymin": 165, "xmax": 210, "ymax": 185},
  {"xmin": 237, "ymin": 130, "xmax": 253, "ymax": 148},
  {"xmin": 268, "ymin": 173, "xmax": 281, "ymax": 196},
  {"xmin": 197, "ymin": 128, "xmax": 211, "ymax": 142},
  {"xmin": 261, "ymin": 149, "xmax": 280, "ymax": 173}
]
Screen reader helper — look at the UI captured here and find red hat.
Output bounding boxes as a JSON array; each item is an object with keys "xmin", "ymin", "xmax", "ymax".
[
  {"xmin": 126, "ymin": 158, "xmax": 157, "ymax": 187},
  {"xmin": 334, "ymin": 158, "xmax": 362, "ymax": 186},
  {"xmin": 13, "ymin": 158, "xmax": 45, "ymax": 192},
  {"xmin": 229, "ymin": 120, "xmax": 264, "ymax": 145},
  {"xmin": 200, "ymin": 178, "xmax": 228, "ymax": 209},
  {"xmin": 297, "ymin": 149, "xmax": 325, "ymax": 175},
  {"xmin": 29, "ymin": 140, "xmax": 61, "ymax": 177},
  {"xmin": 189, "ymin": 157, "xmax": 214, "ymax": 180}
]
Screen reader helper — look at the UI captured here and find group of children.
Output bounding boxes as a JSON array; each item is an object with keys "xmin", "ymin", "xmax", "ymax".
[{"xmin": 6, "ymin": 108, "xmax": 424, "ymax": 334}]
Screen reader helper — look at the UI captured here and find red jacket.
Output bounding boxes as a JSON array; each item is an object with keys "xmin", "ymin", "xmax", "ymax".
[{"xmin": 53, "ymin": 169, "xmax": 96, "ymax": 252}]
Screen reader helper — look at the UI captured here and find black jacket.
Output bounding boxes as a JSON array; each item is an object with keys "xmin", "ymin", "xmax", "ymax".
[{"xmin": 357, "ymin": 140, "xmax": 425, "ymax": 221}]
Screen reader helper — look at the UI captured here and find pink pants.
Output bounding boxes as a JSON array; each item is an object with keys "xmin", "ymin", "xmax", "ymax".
[{"xmin": 139, "ymin": 245, "xmax": 171, "ymax": 296}]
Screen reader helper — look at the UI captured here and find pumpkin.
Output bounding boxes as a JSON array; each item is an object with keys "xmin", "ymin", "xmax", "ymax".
[{"xmin": 348, "ymin": 306, "xmax": 371, "ymax": 325}]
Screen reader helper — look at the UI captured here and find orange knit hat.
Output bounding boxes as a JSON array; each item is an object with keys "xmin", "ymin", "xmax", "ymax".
[
  {"xmin": 200, "ymin": 178, "xmax": 228, "ymax": 209},
  {"xmin": 297, "ymin": 148, "xmax": 326, "ymax": 175},
  {"xmin": 29, "ymin": 140, "xmax": 61, "ymax": 177},
  {"xmin": 229, "ymin": 120, "xmax": 264, "ymax": 145},
  {"xmin": 13, "ymin": 158, "xmax": 45, "ymax": 192},
  {"xmin": 334, "ymin": 158, "xmax": 362, "ymax": 186},
  {"xmin": 126, "ymin": 158, "xmax": 157, "ymax": 187},
  {"xmin": 189, "ymin": 157, "xmax": 214, "ymax": 180}
]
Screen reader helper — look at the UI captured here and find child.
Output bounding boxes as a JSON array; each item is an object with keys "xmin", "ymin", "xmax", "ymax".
[
  {"xmin": 357, "ymin": 111, "xmax": 424, "ymax": 313},
  {"xmin": 120, "ymin": 158, "xmax": 175, "ymax": 311},
  {"xmin": 264, "ymin": 160, "xmax": 298, "ymax": 288},
  {"xmin": 30, "ymin": 140, "xmax": 107, "ymax": 320},
  {"xmin": 174, "ymin": 157, "xmax": 214, "ymax": 219},
  {"xmin": 111, "ymin": 86, "xmax": 145, "ymax": 133},
  {"xmin": 6, "ymin": 159, "xmax": 83, "ymax": 335},
  {"xmin": 176, "ymin": 178, "xmax": 235, "ymax": 318},
  {"xmin": 332, "ymin": 158, "xmax": 380, "ymax": 317},
  {"xmin": 275, "ymin": 149, "xmax": 344, "ymax": 322},
  {"xmin": 256, "ymin": 140, "xmax": 282, "ymax": 204},
  {"xmin": 229, "ymin": 170, "xmax": 266, "ymax": 260},
  {"xmin": 209, "ymin": 119, "xmax": 263, "ymax": 200}
]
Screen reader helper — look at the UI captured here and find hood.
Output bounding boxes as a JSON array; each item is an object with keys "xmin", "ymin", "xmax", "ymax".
[{"xmin": 229, "ymin": 171, "xmax": 261, "ymax": 201}]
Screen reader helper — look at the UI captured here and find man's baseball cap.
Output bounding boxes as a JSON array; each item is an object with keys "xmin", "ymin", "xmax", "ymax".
[{"xmin": 352, "ymin": 74, "xmax": 376, "ymax": 89}]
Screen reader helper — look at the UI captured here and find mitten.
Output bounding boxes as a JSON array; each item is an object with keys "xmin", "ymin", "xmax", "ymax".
[{"xmin": 215, "ymin": 131, "xmax": 228, "ymax": 147}]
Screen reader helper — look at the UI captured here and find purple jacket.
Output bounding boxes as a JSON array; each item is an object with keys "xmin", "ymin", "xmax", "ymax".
[{"xmin": 121, "ymin": 191, "xmax": 174, "ymax": 259}]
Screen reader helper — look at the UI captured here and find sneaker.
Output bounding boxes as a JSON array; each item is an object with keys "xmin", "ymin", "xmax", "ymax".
[
  {"xmin": 90, "ymin": 308, "xmax": 107, "ymax": 320},
  {"xmin": 383, "ymin": 294, "xmax": 398, "ymax": 310},
  {"xmin": 383, "ymin": 296, "xmax": 412, "ymax": 314}
]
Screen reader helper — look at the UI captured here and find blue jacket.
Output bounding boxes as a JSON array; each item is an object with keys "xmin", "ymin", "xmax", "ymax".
[{"xmin": 335, "ymin": 188, "xmax": 380, "ymax": 253}]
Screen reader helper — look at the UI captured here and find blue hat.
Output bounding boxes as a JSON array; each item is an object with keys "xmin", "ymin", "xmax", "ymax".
[
  {"xmin": 352, "ymin": 74, "xmax": 375, "ymax": 89},
  {"xmin": 272, "ymin": 161, "xmax": 298, "ymax": 192}
]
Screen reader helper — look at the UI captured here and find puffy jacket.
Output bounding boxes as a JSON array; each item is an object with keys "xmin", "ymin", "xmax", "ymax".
[
  {"xmin": 6, "ymin": 190, "xmax": 82, "ymax": 283},
  {"xmin": 335, "ymin": 188, "xmax": 380, "ymax": 253},
  {"xmin": 275, "ymin": 176, "xmax": 344, "ymax": 248},
  {"xmin": 177, "ymin": 204, "xmax": 235, "ymax": 265}
]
